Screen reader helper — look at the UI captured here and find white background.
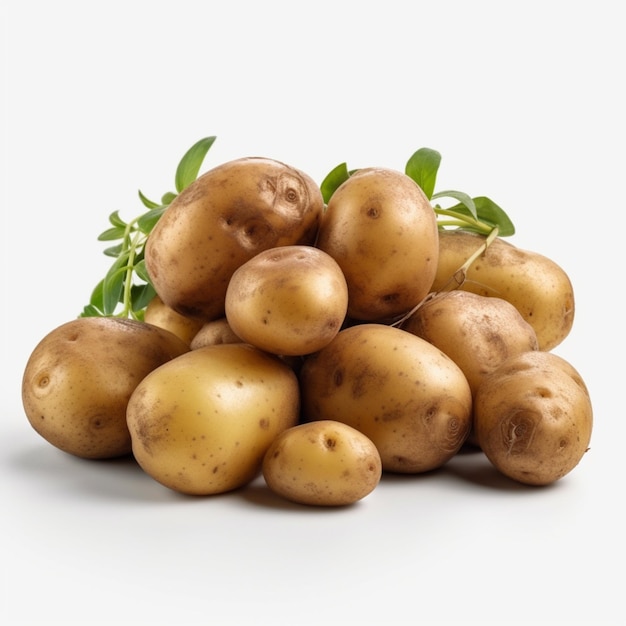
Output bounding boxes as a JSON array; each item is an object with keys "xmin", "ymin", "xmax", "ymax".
[{"xmin": 2, "ymin": 2, "xmax": 624, "ymax": 624}]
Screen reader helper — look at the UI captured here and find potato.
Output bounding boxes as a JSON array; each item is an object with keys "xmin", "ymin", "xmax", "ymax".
[
  {"xmin": 144, "ymin": 295, "xmax": 205, "ymax": 346},
  {"xmin": 401, "ymin": 290, "xmax": 539, "ymax": 396},
  {"xmin": 190, "ymin": 317, "xmax": 242, "ymax": 350},
  {"xmin": 315, "ymin": 167, "xmax": 439, "ymax": 321},
  {"xmin": 473, "ymin": 351, "xmax": 593, "ymax": 486},
  {"xmin": 145, "ymin": 156, "xmax": 324, "ymax": 322},
  {"xmin": 431, "ymin": 230, "xmax": 575, "ymax": 351},
  {"xmin": 225, "ymin": 245, "xmax": 349, "ymax": 356},
  {"xmin": 262, "ymin": 420, "xmax": 382, "ymax": 506},
  {"xmin": 21, "ymin": 317, "xmax": 190, "ymax": 459},
  {"xmin": 299, "ymin": 323, "xmax": 472, "ymax": 473},
  {"xmin": 126, "ymin": 343, "xmax": 300, "ymax": 495}
]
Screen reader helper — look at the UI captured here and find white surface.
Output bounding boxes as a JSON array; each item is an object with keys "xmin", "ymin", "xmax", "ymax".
[{"xmin": 2, "ymin": 2, "xmax": 624, "ymax": 625}]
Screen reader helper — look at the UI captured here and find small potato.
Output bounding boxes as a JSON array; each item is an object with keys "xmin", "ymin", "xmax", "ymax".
[
  {"xmin": 431, "ymin": 230, "xmax": 575, "ymax": 351},
  {"xmin": 316, "ymin": 167, "xmax": 439, "ymax": 322},
  {"xmin": 262, "ymin": 420, "xmax": 382, "ymax": 506},
  {"xmin": 401, "ymin": 290, "xmax": 539, "ymax": 396},
  {"xmin": 299, "ymin": 323, "xmax": 472, "ymax": 473},
  {"xmin": 145, "ymin": 157, "xmax": 324, "ymax": 322},
  {"xmin": 473, "ymin": 351, "xmax": 593, "ymax": 486},
  {"xmin": 126, "ymin": 343, "xmax": 300, "ymax": 495},
  {"xmin": 225, "ymin": 245, "xmax": 349, "ymax": 356},
  {"xmin": 21, "ymin": 317, "xmax": 190, "ymax": 459},
  {"xmin": 144, "ymin": 295, "xmax": 205, "ymax": 346},
  {"xmin": 190, "ymin": 317, "xmax": 242, "ymax": 350}
]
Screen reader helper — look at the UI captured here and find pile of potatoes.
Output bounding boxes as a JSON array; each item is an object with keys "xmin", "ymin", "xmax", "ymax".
[{"xmin": 21, "ymin": 156, "xmax": 593, "ymax": 506}]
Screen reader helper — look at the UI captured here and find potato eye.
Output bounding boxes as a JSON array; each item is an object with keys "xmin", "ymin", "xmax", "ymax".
[{"xmin": 284, "ymin": 187, "xmax": 299, "ymax": 203}]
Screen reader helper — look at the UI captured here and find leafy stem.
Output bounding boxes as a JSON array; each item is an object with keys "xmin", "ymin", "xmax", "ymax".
[{"xmin": 80, "ymin": 136, "xmax": 217, "ymax": 320}]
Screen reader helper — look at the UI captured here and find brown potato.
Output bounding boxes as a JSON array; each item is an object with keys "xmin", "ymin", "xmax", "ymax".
[
  {"xmin": 21, "ymin": 317, "xmax": 190, "ymax": 459},
  {"xmin": 126, "ymin": 343, "xmax": 300, "ymax": 495},
  {"xmin": 431, "ymin": 230, "xmax": 575, "ymax": 351},
  {"xmin": 473, "ymin": 351, "xmax": 593, "ymax": 485},
  {"xmin": 144, "ymin": 295, "xmax": 205, "ymax": 346},
  {"xmin": 225, "ymin": 245, "xmax": 348, "ymax": 356},
  {"xmin": 145, "ymin": 157, "xmax": 324, "ymax": 322},
  {"xmin": 262, "ymin": 420, "xmax": 382, "ymax": 506},
  {"xmin": 316, "ymin": 167, "xmax": 439, "ymax": 321},
  {"xmin": 401, "ymin": 290, "xmax": 539, "ymax": 396},
  {"xmin": 190, "ymin": 317, "xmax": 242, "ymax": 350},
  {"xmin": 299, "ymin": 323, "xmax": 472, "ymax": 473}
]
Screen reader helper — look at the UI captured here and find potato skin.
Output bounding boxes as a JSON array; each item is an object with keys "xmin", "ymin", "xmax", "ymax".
[
  {"xmin": 262, "ymin": 420, "xmax": 382, "ymax": 506},
  {"xmin": 299, "ymin": 323, "xmax": 472, "ymax": 473},
  {"xmin": 126, "ymin": 343, "xmax": 300, "ymax": 495},
  {"xmin": 21, "ymin": 317, "xmax": 190, "ymax": 459},
  {"xmin": 145, "ymin": 157, "xmax": 324, "ymax": 322},
  {"xmin": 432, "ymin": 230, "xmax": 575, "ymax": 351},
  {"xmin": 316, "ymin": 168, "xmax": 439, "ymax": 321},
  {"xmin": 402, "ymin": 290, "xmax": 539, "ymax": 396},
  {"xmin": 144, "ymin": 295, "xmax": 205, "ymax": 346},
  {"xmin": 190, "ymin": 317, "xmax": 242, "ymax": 350},
  {"xmin": 473, "ymin": 351, "xmax": 592, "ymax": 486},
  {"xmin": 225, "ymin": 245, "xmax": 348, "ymax": 356}
]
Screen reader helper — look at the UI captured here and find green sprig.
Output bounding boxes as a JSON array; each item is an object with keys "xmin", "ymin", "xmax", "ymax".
[{"xmin": 80, "ymin": 136, "xmax": 217, "ymax": 320}]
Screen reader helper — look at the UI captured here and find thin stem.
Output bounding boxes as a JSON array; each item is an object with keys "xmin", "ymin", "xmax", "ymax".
[
  {"xmin": 434, "ymin": 208, "xmax": 493, "ymax": 235},
  {"xmin": 118, "ymin": 216, "xmax": 147, "ymax": 319},
  {"xmin": 391, "ymin": 226, "xmax": 500, "ymax": 328}
]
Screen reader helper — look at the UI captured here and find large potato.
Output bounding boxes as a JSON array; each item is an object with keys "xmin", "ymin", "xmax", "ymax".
[
  {"xmin": 473, "ymin": 351, "xmax": 593, "ymax": 485},
  {"xmin": 126, "ymin": 343, "xmax": 300, "ymax": 495},
  {"xmin": 299, "ymin": 323, "xmax": 472, "ymax": 473},
  {"xmin": 145, "ymin": 157, "xmax": 324, "ymax": 322},
  {"xmin": 225, "ymin": 245, "xmax": 348, "ymax": 356},
  {"xmin": 316, "ymin": 167, "xmax": 439, "ymax": 321},
  {"xmin": 431, "ymin": 230, "xmax": 575, "ymax": 351},
  {"xmin": 401, "ymin": 290, "xmax": 539, "ymax": 396},
  {"xmin": 262, "ymin": 420, "xmax": 382, "ymax": 506},
  {"xmin": 21, "ymin": 317, "xmax": 190, "ymax": 459}
]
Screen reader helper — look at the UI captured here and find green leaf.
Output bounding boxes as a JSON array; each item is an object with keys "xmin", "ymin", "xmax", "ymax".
[
  {"xmin": 131, "ymin": 283, "xmax": 157, "ymax": 312},
  {"xmin": 134, "ymin": 259, "xmax": 152, "ymax": 283},
  {"xmin": 138, "ymin": 189, "xmax": 161, "ymax": 209},
  {"xmin": 405, "ymin": 148, "xmax": 441, "ymax": 200},
  {"xmin": 108, "ymin": 210, "xmax": 126, "ymax": 228},
  {"xmin": 174, "ymin": 136, "xmax": 217, "ymax": 193},
  {"xmin": 80, "ymin": 304, "xmax": 103, "ymax": 318},
  {"xmin": 88, "ymin": 279, "xmax": 105, "ymax": 312},
  {"xmin": 473, "ymin": 196, "xmax": 515, "ymax": 236},
  {"xmin": 320, "ymin": 162, "xmax": 350, "ymax": 204},
  {"xmin": 103, "ymin": 243, "xmax": 124, "ymax": 258},
  {"xmin": 102, "ymin": 253, "xmax": 130, "ymax": 315},
  {"xmin": 137, "ymin": 206, "xmax": 167, "ymax": 234},
  {"xmin": 432, "ymin": 190, "xmax": 477, "ymax": 219},
  {"xmin": 161, "ymin": 191, "xmax": 177, "ymax": 205},
  {"xmin": 97, "ymin": 226, "xmax": 126, "ymax": 242}
]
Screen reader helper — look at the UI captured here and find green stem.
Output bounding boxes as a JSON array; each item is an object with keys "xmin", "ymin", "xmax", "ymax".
[
  {"xmin": 120, "ymin": 217, "xmax": 146, "ymax": 320},
  {"xmin": 391, "ymin": 225, "xmax": 500, "ymax": 328},
  {"xmin": 434, "ymin": 208, "xmax": 493, "ymax": 235}
]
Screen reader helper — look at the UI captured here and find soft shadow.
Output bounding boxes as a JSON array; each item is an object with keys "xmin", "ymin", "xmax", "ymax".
[
  {"xmin": 238, "ymin": 480, "xmax": 366, "ymax": 514},
  {"xmin": 7, "ymin": 441, "xmax": 181, "ymax": 503},
  {"xmin": 440, "ymin": 446, "xmax": 562, "ymax": 493},
  {"xmin": 376, "ymin": 446, "xmax": 561, "ymax": 493}
]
